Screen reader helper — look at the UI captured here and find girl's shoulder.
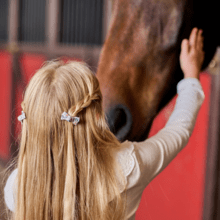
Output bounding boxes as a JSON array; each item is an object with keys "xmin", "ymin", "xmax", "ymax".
[
  {"xmin": 4, "ymin": 168, "xmax": 18, "ymax": 212},
  {"xmin": 111, "ymin": 141, "xmax": 142, "ymax": 192},
  {"xmin": 113, "ymin": 141, "xmax": 135, "ymax": 177}
]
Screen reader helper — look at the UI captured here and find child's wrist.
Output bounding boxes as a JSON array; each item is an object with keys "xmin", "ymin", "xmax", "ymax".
[
  {"xmin": 184, "ymin": 76, "xmax": 199, "ymax": 80},
  {"xmin": 183, "ymin": 70, "xmax": 200, "ymax": 80}
]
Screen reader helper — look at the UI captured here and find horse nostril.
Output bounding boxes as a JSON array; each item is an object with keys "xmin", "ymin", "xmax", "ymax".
[{"xmin": 106, "ymin": 104, "xmax": 133, "ymax": 142}]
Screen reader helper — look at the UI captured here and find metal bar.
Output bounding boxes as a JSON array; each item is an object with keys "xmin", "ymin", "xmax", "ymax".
[
  {"xmin": 27, "ymin": 0, "xmax": 31, "ymax": 41},
  {"xmin": 94, "ymin": 0, "xmax": 98, "ymax": 45},
  {"xmin": 84, "ymin": 0, "xmax": 88, "ymax": 44},
  {"xmin": 70, "ymin": 0, "xmax": 75, "ymax": 44},
  {"xmin": 21, "ymin": 0, "xmax": 26, "ymax": 41},
  {"xmin": 39, "ymin": 0, "xmax": 44, "ymax": 42},
  {"xmin": 68, "ymin": 0, "xmax": 72, "ymax": 44},
  {"xmin": 72, "ymin": 0, "xmax": 77, "ymax": 44},
  {"xmin": 95, "ymin": 0, "xmax": 102, "ymax": 45},
  {"xmin": 87, "ymin": 0, "xmax": 93, "ymax": 45},
  {"xmin": 35, "ymin": 0, "xmax": 39, "ymax": 41},
  {"xmin": 63, "ymin": 0, "xmax": 67, "ymax": 44},
  {"xmin": 75, "ymin": 0, "xmax": 79, "ymax": 44},
  {"xmin": 0, "ymin": 0, "xmax": 8, "ymax": 41},
  {"xmin": 42, "ymin": 0, "xmax": 46, "ymax": 43},
  {"xmin": 31, "ymin": 0, "xmax": 35, "ymax": 41},
  {"xmin": 90, "ymin": 0, "xmax": 95, "ymax": 44},
  {"xmin": 65, "ymin": 0, "xmax": 70, "ymax": 44},
  {"xmin": 79, "ymin": 0, "xmax": 83, "ymax": 45}
]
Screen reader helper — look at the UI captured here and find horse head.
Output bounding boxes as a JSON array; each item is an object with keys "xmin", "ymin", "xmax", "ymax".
[{"xmin": 97, "ymin": 0, "xmax": 219, "ymax": 142}]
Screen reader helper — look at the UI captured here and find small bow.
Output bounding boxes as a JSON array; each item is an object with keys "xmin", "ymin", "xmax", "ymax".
[
  {"xmin": 18, "ymin": 111, "xmax": 26, "ymax": 124},
  {"xmin": 61, "ymin": 112, "xmax": 80, "ymax": 125}
]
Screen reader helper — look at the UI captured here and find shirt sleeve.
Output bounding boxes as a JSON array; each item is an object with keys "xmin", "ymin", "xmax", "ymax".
[
  {"xmin": 4, "ymin": 168, "xmax": 18, "ymax": 212},
  {"xmin": 132, "ymin": 77, "xmax": 205, "ymax": 188}
]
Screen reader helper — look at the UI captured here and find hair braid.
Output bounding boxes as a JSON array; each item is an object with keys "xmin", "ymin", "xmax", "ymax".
[{"xmin": 68, "ymin": 91, "xmax": 101, "ymax": 117}]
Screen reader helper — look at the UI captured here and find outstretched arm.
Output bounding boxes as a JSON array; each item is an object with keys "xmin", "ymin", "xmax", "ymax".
[{"xmin": 133, "ymin": 28, "xmax": 205, "ymax": 186}]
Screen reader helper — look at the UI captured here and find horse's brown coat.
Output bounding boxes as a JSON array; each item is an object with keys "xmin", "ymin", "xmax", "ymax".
[{"xmin": 97, "ymin": 0, "xmax": 219, "ymax": 142}]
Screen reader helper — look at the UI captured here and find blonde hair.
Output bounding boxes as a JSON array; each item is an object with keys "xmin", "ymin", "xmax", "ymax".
[{"xmin": 12, "ymin": 60, "xmax": 126, "ymax": 220}]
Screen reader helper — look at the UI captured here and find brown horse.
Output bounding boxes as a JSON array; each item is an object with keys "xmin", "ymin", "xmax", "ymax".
[{"xmin": 97, "ymin": 0, "xmax": 219, "ymax": 142}]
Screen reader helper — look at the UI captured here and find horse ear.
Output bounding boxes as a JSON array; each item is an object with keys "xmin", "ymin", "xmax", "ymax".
[{"xmin": 161, "ymin": 7, "xmax": 182, "ymax": 50}]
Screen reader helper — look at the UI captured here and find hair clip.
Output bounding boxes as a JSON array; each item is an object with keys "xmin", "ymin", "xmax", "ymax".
[
  {"xmin": 18, "ymin": 111, "xmax": 26, "ymax": 124},
  {"xmin": 61, "ymin": 112, "xmax": 80, "ymax": 125}
]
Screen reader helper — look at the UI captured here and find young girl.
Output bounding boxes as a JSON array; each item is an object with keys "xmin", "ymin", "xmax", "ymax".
[{"xmin": 4, "ymin": 27, "xmax": 204, "ymax": 220}]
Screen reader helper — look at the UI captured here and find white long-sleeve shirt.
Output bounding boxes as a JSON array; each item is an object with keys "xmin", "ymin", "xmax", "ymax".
[{"xmin": 4, "ymin": 78, "xmax": 205, "ymax": 220}]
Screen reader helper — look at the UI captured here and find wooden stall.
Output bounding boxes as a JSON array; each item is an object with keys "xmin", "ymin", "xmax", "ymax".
[{"xmin": 0, "ymin": 0, "xmax": 220, "ymax": 219}]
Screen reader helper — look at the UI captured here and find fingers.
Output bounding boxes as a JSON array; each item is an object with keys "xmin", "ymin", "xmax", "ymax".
[
  {"xmin": 189, "ymin": 28, "xmax": 198, "ymax": 49},
  {"xmin": 197, "ymin": 30, "xmax": 204, "ymax": 51},
  {"xmin": 181, "ymin": 39, "xmax": 189, "ymax": 55},
  {"xmin": 189, "ymin": 28, "xmax": 204, "ymax": 51}
]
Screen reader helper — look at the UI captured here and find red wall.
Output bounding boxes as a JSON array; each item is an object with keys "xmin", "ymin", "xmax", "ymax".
[
  {"xmin": 136, "ymin": 73, "xmax": 210, "ymax": 220},
  {"xmin": 0, "ymin": 51, "xmax": 210, "ymax": 219},
  {"xmin": 0, "ymin": 51, "xmax": 12, "ymax": 160}
]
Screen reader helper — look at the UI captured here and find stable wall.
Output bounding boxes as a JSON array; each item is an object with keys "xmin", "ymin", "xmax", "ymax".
[{"xmin": 0, "ymin": 51, "xmax": 210, "ymax": 220}]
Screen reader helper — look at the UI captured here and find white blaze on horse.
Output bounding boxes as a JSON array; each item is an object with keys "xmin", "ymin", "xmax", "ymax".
[{"xmin": 97, "ymin": 0, "xmax": 219, "ymax": 142}]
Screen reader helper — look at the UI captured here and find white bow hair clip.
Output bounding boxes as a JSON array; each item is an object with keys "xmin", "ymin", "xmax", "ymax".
[
  {"xmin": 61, "ymin": 112, "xmax": 80, "ymax": 125},
  {"xmin": 18, "ymin": 111, "xmax": 26, "ymax": 124}
]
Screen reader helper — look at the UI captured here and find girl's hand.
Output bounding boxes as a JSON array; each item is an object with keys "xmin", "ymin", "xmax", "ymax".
[{"xmin": 180, "ymin": 28, "xmax": 205, "ymax": 79}]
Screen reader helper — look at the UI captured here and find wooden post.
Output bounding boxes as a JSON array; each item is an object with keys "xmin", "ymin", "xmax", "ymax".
[
  {"xmin": 7, "ymin": 0, "xmax": 21, "ymax": 159},
  {"xmin": 46, "ymin": 0, "xmax": 59, "ymax": 59},
  {"xmin": 203, "ymin": 47, "xmax": 220, "ymax": 219}
]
